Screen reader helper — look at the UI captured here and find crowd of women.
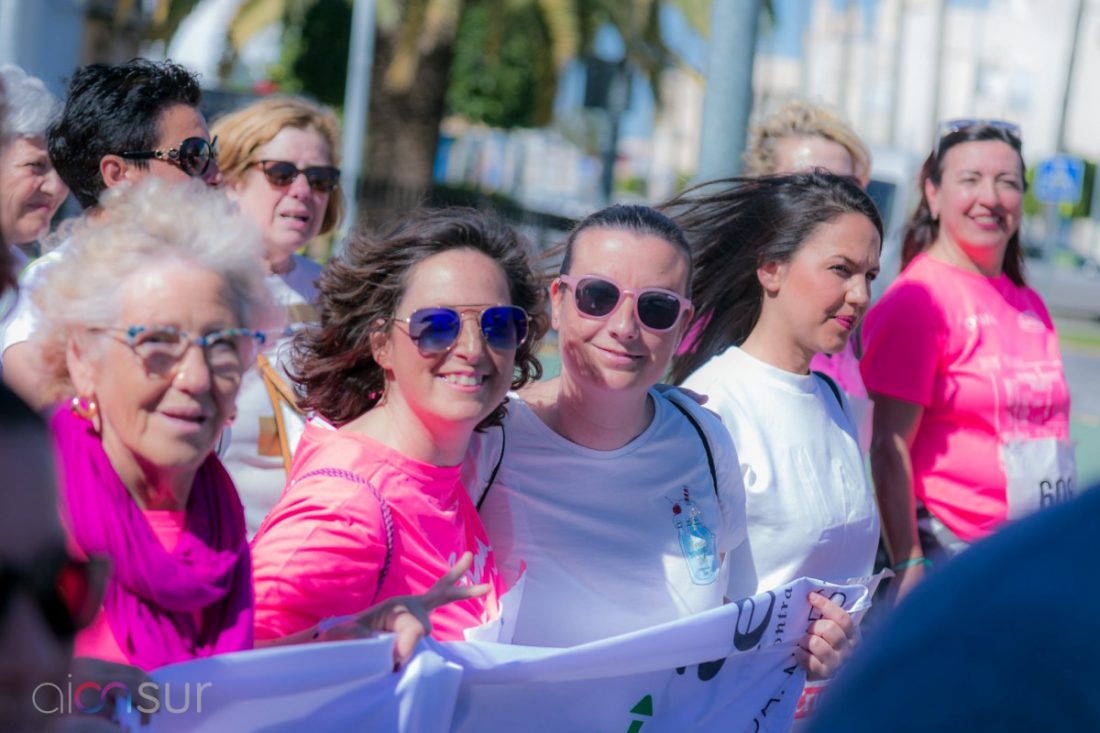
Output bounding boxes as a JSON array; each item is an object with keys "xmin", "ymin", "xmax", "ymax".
[{"xmin": 0, "ymin": 57, "xmax": 1077, "ymax": 732}]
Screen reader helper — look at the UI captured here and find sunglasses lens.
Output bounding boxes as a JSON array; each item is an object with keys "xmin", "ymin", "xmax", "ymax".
[
  {"xmin": 179, "ymin": 138, "xmax": 211, "ymax": 177},
  {"xmin": 637, "ymin": 292, "xmax": 683, "ymax": 330},
  {"xmin": 481, "ymin": 306, "xmax": 527, "ymax": 350},
  {"xmin": 574, "ymin": 278, "xmax": 620, "ymax": 317},
  {"xmin": 408, "ymin": 308, "xmax": 461, "ymax": 354},
  {"xmin": 262, "ymin": 161, "xmax": 299, "ymax": 187},
  {"xmin": 304, "ymin": 167, "xmax": 341, "ymax": 193}
]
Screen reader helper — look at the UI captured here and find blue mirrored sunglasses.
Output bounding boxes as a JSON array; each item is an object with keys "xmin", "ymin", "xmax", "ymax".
[{"xmin": 396, "ymin": 306, "xmax": 529, "ymax": 355}]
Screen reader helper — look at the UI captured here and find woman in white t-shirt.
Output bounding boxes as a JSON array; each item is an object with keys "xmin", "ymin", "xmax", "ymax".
[
  {"xmin": 212, "ymin": 96, "xmax": 345, "ymax": 534},
  {"xmin": 467, "ymin": 204, "xmax": 855, "ymax": 680},
  {"xmin": 667, "ymin": 172, "xmax": 883, "ymax": 607}
]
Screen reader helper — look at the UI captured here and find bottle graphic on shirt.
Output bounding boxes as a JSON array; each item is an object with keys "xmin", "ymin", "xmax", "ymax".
[{"xmin": 672, "ymin": 487, "xmax": 718, "ymax": 585}]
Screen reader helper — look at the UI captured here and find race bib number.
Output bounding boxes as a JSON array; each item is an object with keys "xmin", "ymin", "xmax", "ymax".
[{"xmin": 1002, "ymin": 438, "xmax": 1077, "ymax": 520}]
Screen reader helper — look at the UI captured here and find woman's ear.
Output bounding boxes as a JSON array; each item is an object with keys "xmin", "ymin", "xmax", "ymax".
[
  {"xmin": 369, "ymin": 319, "xmax": 393, "ymax": 371},
  {"xmin": 924, "ymin": 177, "xmax": 940, "ymax": 221},
  {"xmin": 66, "ymin": 334, "xmax": 98, "ymax": 398},
  {"xmin": 549, "ymin": 279, "xmax": 564, "ymax": 331},
  {"xmin": 757, "ymin": 260, "xmax": 786, "ymax": 296},
  {"xmin": 99, "ymin": 155, "xmax": 130, "ymax": 190}
]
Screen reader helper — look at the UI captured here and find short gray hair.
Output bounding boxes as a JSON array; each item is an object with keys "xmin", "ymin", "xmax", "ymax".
[
  {"xmin": 0, "ymin": 64, "xmax": 60, "ymax": 144},
  {"xmin": 32, "ymin": 177, "xmax": 281, "ymax": 397}
]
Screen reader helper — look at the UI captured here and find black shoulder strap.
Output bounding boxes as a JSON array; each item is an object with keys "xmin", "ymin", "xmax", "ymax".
[
  {"xmin": 476, "ymin": 425, "xmax": 506, "ymax": 512},
  {"xmin": 812, "ymin": 370, "xmax": 843, "ymax": 407},
  {"xmin": 668, "ymin": 398, "xmax": 718, "ymax": 499}
]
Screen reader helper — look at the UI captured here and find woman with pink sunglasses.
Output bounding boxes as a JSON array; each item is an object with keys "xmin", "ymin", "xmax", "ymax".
[{"xmin": 466, "ymin": 204, "xmax": 853, "ymax": 679}]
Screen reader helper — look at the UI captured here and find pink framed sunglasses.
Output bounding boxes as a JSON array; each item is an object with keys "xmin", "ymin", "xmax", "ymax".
[{"xmin": 557, "ymin": 274, "xmax": 691, "ymax": 332}]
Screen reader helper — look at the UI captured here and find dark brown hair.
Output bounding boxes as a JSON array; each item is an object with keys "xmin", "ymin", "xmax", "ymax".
[
  {"xmin": 664, "ymin": 172, "xmax": 883, "ymax": 385},
  {"xmin": 559, "ymin": 204, "xmax": 692, "ymax": 289},
  {"xmin": 901, "ymin": 124, "xmax": 1027, "ymax": 285},
  {"xmin": 291, "ymin": 207, "xmax": 548, "ymax": 427}
]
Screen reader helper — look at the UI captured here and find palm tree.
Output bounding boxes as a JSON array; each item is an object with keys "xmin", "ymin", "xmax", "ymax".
[
  {"xmin": 223, "ymin": 0, "xmax": 720, "ymax": 191},
  {"xmin": 108, "ymin": 0, "xmax": 770, "ymax": 193}
]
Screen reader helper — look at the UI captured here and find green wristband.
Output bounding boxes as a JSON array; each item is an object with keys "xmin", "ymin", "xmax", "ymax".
[{"xmin": 892, "ymin": 557, "xmax": 932, "ymax": 571}]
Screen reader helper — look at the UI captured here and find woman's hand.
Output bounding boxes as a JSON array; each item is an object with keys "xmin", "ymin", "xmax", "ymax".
[
  {"xmin": 793, "ymin": 592, "xmax": 858, "ymax": 681},
  {"xmin": 315, "ymin": 551, "xmax": 490, "ymax": 668},
  {"xmin": 66, "ymin": 657, "xmax": 157, "ymax": 727}
]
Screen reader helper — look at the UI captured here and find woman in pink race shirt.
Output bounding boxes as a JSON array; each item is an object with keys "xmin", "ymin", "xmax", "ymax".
[
  {"xmin": 860, "ymin": 121, "xmax": 1075, "ymax": 603},
  {"xmin": 250, "ymin": 209, "xmax": 547, "ymax": 642}
]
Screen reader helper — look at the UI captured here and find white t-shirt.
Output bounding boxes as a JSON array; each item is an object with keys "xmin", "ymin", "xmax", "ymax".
[
  {"xmin": 0, "ymin": 245, "xmax": 65, "ymax": 368},
  {"xmin": 465, "ymin": 388, "xmax": 748, "ymax": 647},
  {"xmin": 683, "ymin": 346, "xmax": 880, "ymax": 601},
  {"xmin": 222, "ymin": 253, "xmax": 321, "ymax": 536},
  {"xmin": 0, "ymin": 246, "xmax": 30, "ymax": 376}
]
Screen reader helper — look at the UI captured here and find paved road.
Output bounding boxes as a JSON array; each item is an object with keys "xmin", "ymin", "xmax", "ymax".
[{"xmin": 1064, "ymin": 346, "xmax": 1100, "ymax": 487}]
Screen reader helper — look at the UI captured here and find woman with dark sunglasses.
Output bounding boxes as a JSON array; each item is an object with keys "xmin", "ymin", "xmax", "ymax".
[
  {"xmin": 211, "ymin": 96, "xmax": 345, "ymax": 536},
  {"xmin": 250, "ymin": 207, "xmax": 547, "ymax": 643},
  {"xmin": 464, "ymin": 204, "xmax": 854, "ymax": 683},
  {"xmin": 859, "ymin": 121, "xmax": 1074, "ymax": 602}
]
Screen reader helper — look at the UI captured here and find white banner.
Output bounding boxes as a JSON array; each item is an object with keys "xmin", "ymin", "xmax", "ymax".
[
  {"xmin": 438, "ymin": 576, "xmax": 874, "ymax": 733},
  {"xmin": 123, "ymin": 635, "xmax": 461, "ymax": 732},
  {"xmin": 126, "ymin": 576, "xmax": 874, "ymax": 733}
]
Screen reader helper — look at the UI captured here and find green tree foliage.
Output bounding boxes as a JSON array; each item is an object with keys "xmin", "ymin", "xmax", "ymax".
[
  {"xmin": 267, "ymin": 0, "xmax": 352, "ymax": 106},
  {"xmin": 446, "ymin": 0, "xmax": 555, "ymax": 128}
]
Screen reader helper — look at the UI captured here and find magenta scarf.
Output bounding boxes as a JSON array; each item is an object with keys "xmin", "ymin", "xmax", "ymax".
[{"xmin": 51, "ymin": 407, "xmax": 254, "ymax": 670}]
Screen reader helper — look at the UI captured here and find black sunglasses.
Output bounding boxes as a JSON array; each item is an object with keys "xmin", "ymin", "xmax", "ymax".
[
  {"xmin": 558, "ymin": 274, "xmax": 691, "ymax": 332},
  {"xmin": 1, "ymin": 547, "xmax": 105, "ymax": 640},
  {"xmin": 395, "ymin": 306, "xmax": 529, "ymax": 355},
  {"xmin": 120, "ymin": 136, "xmax": 218, "ymax": 178},
  {"xmin": 255, "ymin": 160, "xmax": 341, "ymax": 193}
]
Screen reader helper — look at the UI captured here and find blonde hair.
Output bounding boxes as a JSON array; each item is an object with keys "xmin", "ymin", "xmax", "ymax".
[
  {"xmin": 743, "ymin": 99, "xmax": 871, "ymax": 185},
  {"xmin": 32, "ymin": 177, "xmax": 281, "ymax": 398},
  {"xmin": 212, "ymin": 95, "xmax": 344, "ymax": 235}
]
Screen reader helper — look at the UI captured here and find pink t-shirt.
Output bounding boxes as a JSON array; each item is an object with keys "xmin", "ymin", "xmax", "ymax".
[
  {"xmin": 809, "ymin": 341, "xmax": 866, "ymax": 399},
  {"xmin": 250, "ymin": 422, "xmax": 503, "ymax": 641},
  {"xmin": 860, "ymin": 254, "xmax": 1071, "ymax": 541},
  {"xmin": 74, "ymin": 511, "xmax": 188, "ymax": 664}
]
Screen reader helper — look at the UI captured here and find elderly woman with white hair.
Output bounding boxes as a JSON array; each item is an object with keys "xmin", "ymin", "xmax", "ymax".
[
  {"xmin": 0, "ymin": 64, "xmax": 67, "ymax": 272},
  {"xmin": 31, "ymin": 177, "xmax": 483, "ymax": 671}
]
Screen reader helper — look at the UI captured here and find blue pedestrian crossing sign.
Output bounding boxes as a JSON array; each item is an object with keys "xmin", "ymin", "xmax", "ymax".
[{"xmin": 1035, "ymin": 154, "xmax": 1085, "ymax": 204}]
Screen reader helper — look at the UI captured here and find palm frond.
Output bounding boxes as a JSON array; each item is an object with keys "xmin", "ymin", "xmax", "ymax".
[{"xmin": 228, "ymin": 0, "xmax": 291, "ymax": 52}]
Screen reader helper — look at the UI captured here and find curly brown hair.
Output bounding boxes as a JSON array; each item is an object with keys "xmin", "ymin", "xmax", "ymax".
[{"xmin": 291, "ymin": 207, "xmax": 548, "ymax": 428}]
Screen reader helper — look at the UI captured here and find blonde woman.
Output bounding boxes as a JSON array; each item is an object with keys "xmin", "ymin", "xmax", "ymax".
[
  {"xmin": 742, "ymin": 98, "xmax": 871, "ymax": 187},
  {"xmin": 212, "ymin": 96, "xmax": 344, "ymax": 533}
]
